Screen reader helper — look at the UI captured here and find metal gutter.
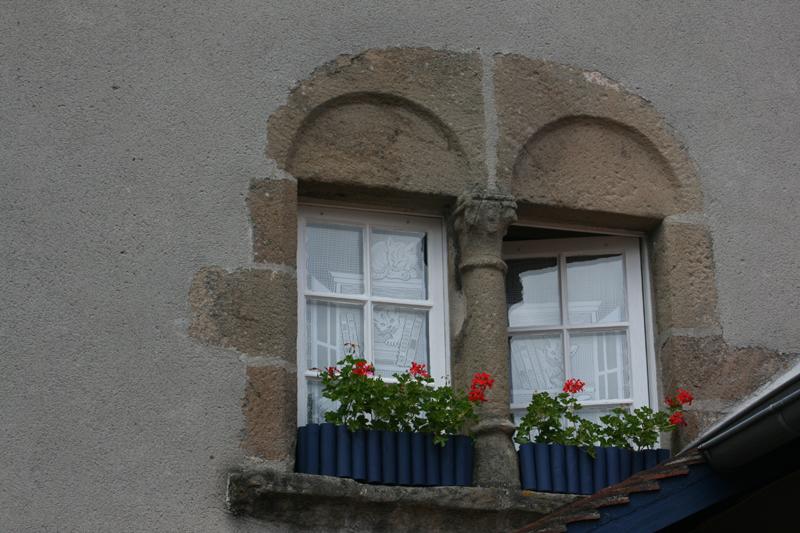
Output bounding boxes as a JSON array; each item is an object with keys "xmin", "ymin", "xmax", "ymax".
[
  {"xmin": 685, "ymin": 361, "xmax": 800, "ymax": 450},
  {"xmin": 697, "ymin": 377, "xmax": 800, "ymax": 471}
]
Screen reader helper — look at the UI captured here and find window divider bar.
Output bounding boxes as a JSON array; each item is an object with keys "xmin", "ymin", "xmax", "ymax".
[
  {"xmin": 559, "ymin": 253, "xmax": 571, "ymax": 385},
  {"xmin": 510, "ymin": 399, "xmax": 634, "ymax": 410},
  {"xmin": 566, "ymin": 322, "xmax": 630, "ymax": 332},
  {"xmin": 508, "ymin": 322, "xmax": 630, "ymax": 335},
  {"xmin": 304, "ymin": 291, "xmax": 433, "ymax": 309},
  {"xmin": 304, "ymin": 371, "xmax": 402, "ymax": 385},
  {"xmin": 363, "ymin": 225, "xmax": 373, "ymax": 364},
  {"xmin": 368, "ymin": 297, "xmax": 434, "ymax": 308}
]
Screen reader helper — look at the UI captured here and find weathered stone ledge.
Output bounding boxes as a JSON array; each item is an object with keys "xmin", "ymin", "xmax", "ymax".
[{"xmin": 227, "ymin": 466, "xmax": 580, "ymax": 531}]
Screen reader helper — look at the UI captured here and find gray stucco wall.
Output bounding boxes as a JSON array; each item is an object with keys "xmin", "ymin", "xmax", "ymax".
[{"xmin": 2, "ymin": 1, "xmax": 798, "ymax": 530}]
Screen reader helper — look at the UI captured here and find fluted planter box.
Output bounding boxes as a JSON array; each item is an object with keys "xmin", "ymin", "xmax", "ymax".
[
  {"xmin": 518, "ymin": 443, "xmax": 670, "ymax": 494},
  {"xmin": 296, "ymin": 423, "xmax": 474, "ymax": 487}
]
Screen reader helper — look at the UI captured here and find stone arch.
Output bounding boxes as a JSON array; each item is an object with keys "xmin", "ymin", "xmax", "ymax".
[
  {"xmin": 512, "ymin": 115, "xmax": 681, "ymax": 218},
  {"xmin": 284, "ymin": 92, "xmax": 472, "ymax": 195},
  {"xmin": 267, "ymin": 48, "xmax": 487, "ymax": 198},
  {"xmin": 494, "ymin": 54, "xmax": 703, "ymax": 219}
]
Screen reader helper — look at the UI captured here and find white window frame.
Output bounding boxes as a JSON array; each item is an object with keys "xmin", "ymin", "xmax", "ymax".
[
  {"xmin": 503, "ymin": 235, "xmax": 651, "ymax": 417},
  {"xmin": 297, "ymin": 205, "xmax": 450, "ymax": 426}
]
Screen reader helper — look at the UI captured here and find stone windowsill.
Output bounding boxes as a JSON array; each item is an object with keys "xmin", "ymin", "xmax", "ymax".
[{"xmin": 227, "ymin": 466, "xmax": 582, "ymax": 531}]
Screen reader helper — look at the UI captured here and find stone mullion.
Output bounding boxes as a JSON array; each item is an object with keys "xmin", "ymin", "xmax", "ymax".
[{"xmin": 452, "ymin": 187, "xmax": 519, "ymax": 488}]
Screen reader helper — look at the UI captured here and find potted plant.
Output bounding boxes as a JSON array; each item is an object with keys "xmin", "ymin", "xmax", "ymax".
[
  {"xmin": 515, "ymin": 378, "xmax": 591, "ymax": 493},
  {"xmin": 514, "ymin": 379, "xmax": 694, "ymax": 495},
  {"xmin": 596, "ymin": 387, "xmax": 693, "ymax": 488},
  {"xmin": 295, "ymin": 344, "xmax": 494, "ymax": 487}
]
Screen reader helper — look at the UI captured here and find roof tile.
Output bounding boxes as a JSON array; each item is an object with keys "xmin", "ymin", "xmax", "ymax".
[{"xmin": 515, "ymin": 450, "xmax": 705, "ymax": 533}]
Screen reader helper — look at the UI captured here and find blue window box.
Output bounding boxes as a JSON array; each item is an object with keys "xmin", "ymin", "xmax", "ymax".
[
  {"xmin": 296, "ymin": 423, "xmax": 475, "ymax": 487},
  {"xmin": 518, "ymin": 443, "xmax": 671, "ymax": 494}
]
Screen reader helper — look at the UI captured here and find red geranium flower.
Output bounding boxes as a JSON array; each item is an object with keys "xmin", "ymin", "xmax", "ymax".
[
  {"xmin": 352, "ymin": 360, "xmax": 375, "ymax": 377},
  {"xmin": 467, "ymin": 371, "xmax": 493, "ymax": 403},
  {"xmin": 326, "ymin": 366, "xmax": 338, "ymax": 377},
  {"xmin": 468, "ymin": 388, "xmax": 487, "ymax": 403},
  {"xmin": 471, "ymin": 372, "xmax": 495, "ymax": 389},
  {"xmin": 409, "ymin": 362, "xmax": 430, "ymax": 378},
  {"xmin": 676, "ymin": 388, "xmax": 694, "ymax": 406},
  {"xmin": 562, "ymin": 378, "xmax": 586, "ymax": 394},
  {"xmin": 669, "ymin": 411, "xmax": 687, "ymax": 427},
  {"xmin": 665, "ymin": 395, "xmax": 680, "ymax": 408}
]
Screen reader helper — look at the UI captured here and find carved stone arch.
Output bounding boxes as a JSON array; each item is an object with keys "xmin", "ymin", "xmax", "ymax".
[
  {"xmin": 284, "ymin": 91, "xmax": 472, "ymax": 196},
  {"xmin": 494, "ymin": 54, "xmax": 704, "ymax": 220},
  {"xmin": 512, "ymin": 114, "xmax": 683, "ymax": 218},
  {"xmin": 267, "ymin": 48, "xmax": 487, "ymax": 199}
]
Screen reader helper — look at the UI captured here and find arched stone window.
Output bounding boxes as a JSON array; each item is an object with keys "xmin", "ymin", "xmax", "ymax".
[{"xmin": 189, "ymin": 50, "xmax": 785, "ymax": 496}]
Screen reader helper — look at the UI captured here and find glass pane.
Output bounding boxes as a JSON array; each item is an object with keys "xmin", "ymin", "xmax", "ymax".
[
  {"xmin": 305, "ymin": 300, "xmax": 364, "ymax": 370},
  {"xmin": 509, "ymin": 334, "xmax": 564, "ymax": 405},
  {"xmin": 506, "ymin": 258, "xmax": 561, "ymax": 327},
  {"xmin": 307, "ymin": 380, "xmax": 339, "ymax": 424},
  {"xmin": 370, "ymin": 229, "xmax": 427, "ymax": 300},
  {"xmin": 372, "ymin": 305, "xmax": 428, "ymax": 378},
  {"xmin": 566, "ymin": 254, "xmax": 626, "ymax": 324},
  {"xmin": 569, "ymin": 331, "xmax": 630, "ymax": 401},
  {"xmin": 305, "ymin": 223, "xmax": 364, "ymax": 294}
]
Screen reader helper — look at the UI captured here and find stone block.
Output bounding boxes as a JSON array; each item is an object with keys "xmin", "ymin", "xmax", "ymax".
[
  {"xmin": 672, "ymin": 409, "xmax": 728, "ymax": 449},
  {"xmin": 493, "ymin": 55, "xmax": 702, "ymax": 218},
  {"xmin": 242, "ymin": 366, "xmax": 297, "ymax": 461},
  {"xmin": 660, "ymin": 335, "xmax": 795, "ymax": 401},
  {"xmin": 248, "ymin": 178, "xmax": 297, "ymax": 266},
  {"xmin": 652, "ymin": 221, "xmax": 719, "ymax": 332},
  {"xmin": 188, "ymin": 267, "xmax": 297, "ymax": 359},
  {"xmin": 268, "ymin": 48, "xmax": 485, "ymax": 197},
  {"xmin": 659, "ymin": 335, "xmax": 798, "ymax": 439}
]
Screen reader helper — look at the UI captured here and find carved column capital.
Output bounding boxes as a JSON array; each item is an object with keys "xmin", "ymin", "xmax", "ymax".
[{"xmin": 452, "ymin": 187, "xmax": 517, "ymax": 271}]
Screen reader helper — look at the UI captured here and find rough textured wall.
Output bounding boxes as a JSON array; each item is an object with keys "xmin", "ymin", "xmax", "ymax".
[{"xmin": 3, "ymin": 1, "xmax": 799, "ymax": 530}]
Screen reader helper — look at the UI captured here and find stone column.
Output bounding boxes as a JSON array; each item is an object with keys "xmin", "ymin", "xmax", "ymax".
[{"xmin": 452, "ymin": 186, "xmax": 519, "ymax": 488}]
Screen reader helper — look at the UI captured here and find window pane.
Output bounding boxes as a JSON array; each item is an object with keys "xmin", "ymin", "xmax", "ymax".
[
  {"xmin": 307, "ymin": 380, "xmax": 339, "ymax": 424},
  {"xmin": 305, "ymin": 223, "xmax": 364, "ymax": 294},
  {"xmin": 510, "ymin": 334, "xmax": 564, "ymax": 404},
  {"xmin": 372, "ymin": 305, "xmax": 428, "ymax": 378},
  {"xmin": 506, "ymin": 258, "xmax": 561, "ymax": 327},
  {"xmin": 306, "ymin": 300, "xmax": 364, "ymax": 370},
  {"xmin": 566, "ymin": 254, "xmax": 626, "ymax": 324},
  {"xmin": 370, "ymin": 229, "xmax": 427, "ymax": 300},
  {"xmin": 569, "ymin": 330, "xmax": 630, "ymax": 401}
]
